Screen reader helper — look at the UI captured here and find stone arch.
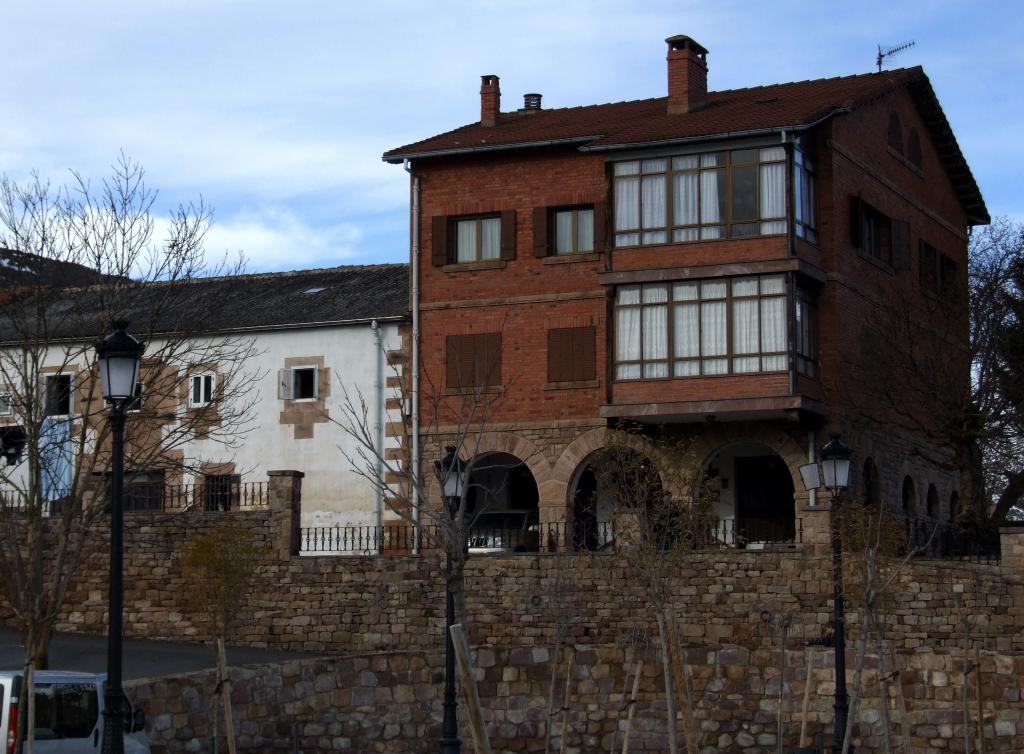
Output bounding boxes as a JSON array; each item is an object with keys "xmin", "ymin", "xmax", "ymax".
[
  {"xmin": 926, "ymin": 483, "xmax": 939, "ymax": 518},
  {"xmin": 862, "ymin": 457, "xmax": 881, "ymax": 504},
  {"xmin": 902, "ymin": 475, "xmax": 916, "ymax": 514},
  {"xmin": 704, "ymin": 440, "xmax": 797, "ymax": 546},
  {"xmin": 690, "ymin": 423, "xmax": 807, "ymax": 496}
]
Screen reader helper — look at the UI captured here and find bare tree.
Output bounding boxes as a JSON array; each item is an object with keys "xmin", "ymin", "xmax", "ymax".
[
  {"xmin": 181, "ymin": 522, "xmax": 263, "ymax": 754},
  {"xmin": 0, "ymin": 155, "xmax": 262, "ymax": 695},
  {"xmin": 595, "ymin": 427, "xmax": 716, "ymax": 754},
  {"xmin": 839, "ymin": 498, "xmax": 933, "ymax": 754},
  {"xmin": 844, "ymin": 218, "xmax": 1024, "ymax": 527}
]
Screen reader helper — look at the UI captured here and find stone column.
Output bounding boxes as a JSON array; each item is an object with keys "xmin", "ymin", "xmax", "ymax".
[
  {"xmin": 1000, "ymin": 526, "xmax": 1024, "ymax": 571},
  {"xmin": 268, "ymin": 470, "xmax": 304, "ymax": 558}
]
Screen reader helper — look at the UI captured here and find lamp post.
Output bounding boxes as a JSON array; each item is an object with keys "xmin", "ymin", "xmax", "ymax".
[
  {"xmin": 434, "ymin": 445, "xmax": 466, "ymax": 754},
  {"xmin": 799, "ymin": 434, "xmax": 852, "ymax": 753},
  {"xmin": 95, "ymin": 321, "xmax": 145, "ymax": 754}
]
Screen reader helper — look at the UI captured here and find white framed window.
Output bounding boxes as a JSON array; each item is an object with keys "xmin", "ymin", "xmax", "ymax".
[
  {"xmin": 189, "ymin": 374, "xmax": 215, "ymax": 407},
  {"xmin": 0, "ymin": 391, "xmax": 12, "ymax": 416},
  {"xmin": 127, "ymin": 381, "xmax": 145, "ymax": 412},
  {"xmin": 277, "ymin": 367, "xmax": 319, "ymax": 401},
  {"xmin": 43, "ymin": 374, "xmax": 73, "ymax": 416}
]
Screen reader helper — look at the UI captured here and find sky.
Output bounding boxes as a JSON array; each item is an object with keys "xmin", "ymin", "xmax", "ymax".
[{"xmin": 2, "ymin": 1, "xmax": 1021, "ymax": 273}]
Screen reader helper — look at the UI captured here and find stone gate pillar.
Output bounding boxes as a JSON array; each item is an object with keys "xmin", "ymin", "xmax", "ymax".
[{"xmin": 268, "ymin": 470, "xmax": 304, "ymax": 558}]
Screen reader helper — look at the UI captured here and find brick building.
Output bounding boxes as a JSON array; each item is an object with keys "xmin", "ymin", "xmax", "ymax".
[{"xmin": 383, "ymin": 35, "xmax": 988, "ymax": 548}]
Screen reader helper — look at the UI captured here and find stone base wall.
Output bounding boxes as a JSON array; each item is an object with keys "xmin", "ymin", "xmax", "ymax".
[
  {"xmin": 1, "ymin": 508, "xmax": 1022, "ymax": 654},
  {"xmin": 129, "ymin": 644, "xmax": 1024, "ymax": 754}
]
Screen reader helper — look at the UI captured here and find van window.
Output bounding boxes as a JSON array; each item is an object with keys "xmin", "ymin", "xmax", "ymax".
[{"xmin": 34, "ymin": 683, "xmax": 98, "ymax": 739}]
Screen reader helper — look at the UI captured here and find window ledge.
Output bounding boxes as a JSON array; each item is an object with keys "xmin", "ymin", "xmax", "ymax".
[
  {"xmin": 442, "ymin": 259, "xmax": 506, "ymax": 273},
  {"xmin": 442, "ymin": 385, "xmax": 505, "ymax": 396},
  {"xmin": 544, "ymin": 379, "xmax": 600, "ymax": 390},
  {"xmin": 542, "ymin": 252, "xmax": 602, "ymax": 265},
  {"xmin": 856, "ymin": 249, "xmax": 896, "ymax": 275},
  {"xmin": 887, "ymin": 146, "xmax": 924, "ymax": 177}
]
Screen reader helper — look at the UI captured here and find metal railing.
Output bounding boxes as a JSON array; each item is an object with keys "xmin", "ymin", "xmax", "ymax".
[
  {"xmin": 894, "ymin": 513, "xmax": 1001, "ymax": 564},
  {"xmin": 298, "ymin": 517, "xmax": 804, "ymax": 555},
  {"xmin": 120, "ymin": 482, "xmax": 268, "ymax": 512}
]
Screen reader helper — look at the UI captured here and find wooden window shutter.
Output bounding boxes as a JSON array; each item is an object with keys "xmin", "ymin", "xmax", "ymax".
[
  {"xmin": 500, "ymin": 210, "xmax": 517, "ymax": 261},
  {"xmin": 577, "ymin": 326, "xmax": 596, "ymax": 381},
  {"xmin": 548, "ymin": 327, "xmax": 596, "ymax": 382},
  {"xmin": 891, "ymin": 220, "xmax": 912, "ymax": 271},
  {"xmin": 849, "ymin": 195, "xmax": 863, "ymax": 248},
  {"xmin": 446, "ymin": 335, "xmax": 464, "ymax": 388},
  {"xmin": 533, "ymin": 207, "xmax": 549, "ymax": 258},
  {"xmin": 548, "ymin": 329, "xmax": 571, "ymax": 382},
  {"xmin": 480, "ymin": 333, "xmax": 502, "ymax": 385},
  {"xmin": 592, "ymin": 202, "xmax": 607, "ymax": 251},
  {"xmin": 431, "ymin": 216, "xmax": 449, "ymax": 267}
]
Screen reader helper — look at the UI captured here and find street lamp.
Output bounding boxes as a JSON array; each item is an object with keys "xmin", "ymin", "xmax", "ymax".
[
  {"xmin": 95, "ymin": 320, "xmax": 145, "ymax": 754},
  {"xmin": 434, "ymin": 445, "xmax": 466, "ymax": 754},
  {"xmin": 799, "ymin": 434, "xmax": 852, "ymax": 753}
]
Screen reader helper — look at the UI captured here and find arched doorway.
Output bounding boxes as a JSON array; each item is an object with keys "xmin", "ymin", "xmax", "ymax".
[
  {"xmin": 706, "ymin": 443, "xmax": 795, "ymax": 546},
  {"xmin": 465, "ymin": 452, "xmax": 540, "ymax": 552},
  {"xmin": 569, "ymin": 463, "xmax": 615, "ymax": 551}
]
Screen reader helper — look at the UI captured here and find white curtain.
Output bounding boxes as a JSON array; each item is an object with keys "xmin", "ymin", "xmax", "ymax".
[
  {"xmin": 760, "ymin": 162, "xmax": 786, "ymax": 234},
  {"xmin": 761, "ymin": 296, "xmax": 786, "ymax": 370},
  {"xmin": 577, "ymin": 208, "xmax": 594, "ymax": 251},
  {"xmin": 555, "ymin": 211, "xmax": 573, "ymax": 254},
  {"xmin": 615, "ymin": 176, "xmax": 639, "ymax": 232},
  {"xmin": 700, "ymin": 168, "xmax": 723, "ymax": 238},
  {"xmin": 643, "ymin": 303, "xmax": 668, "ymax": 377},
  {"xmin": 456, "ymin": 220, "xmax": 476, "ymax": 262},
  {"xmin": 732, "ymin": 298, "xmax": 759, "ymax": 372},
  {"xmin": 701, "ymin": 300, "xmax": 727, "ymax": 374},
  {"xmin": 673, "ymin": 302, "xmax": 700, "ymax": 376},
  {"xmin": 616, "ymin": 307, "xmax": 641, "ymax": 379},
  {"xmin": 481, "ymin": 217, "xmax": 501, "ymax": 260},
  {"xmin": 673, "ymin": 171, "xmax": 698, "ymax": 226}
]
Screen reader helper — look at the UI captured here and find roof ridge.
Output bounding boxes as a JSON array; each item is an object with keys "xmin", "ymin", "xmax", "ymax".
[{"xmin": 143, "ymin": 261, "xmax": 409, "ymax": 287}]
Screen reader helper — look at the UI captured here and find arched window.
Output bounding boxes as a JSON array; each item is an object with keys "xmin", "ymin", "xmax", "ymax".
[
  {"xmin": 901, "ymin": 475, "xmax": 915, "ymax": 514},
  {"xmin": 907, "ymin": 128, "xmax": 922, "ymax": 168},
  {"xmin": 888, "ymin": 112, "xmax": 903, "ymax": 153},
  {"xmin": 926, "ymin": 484, "xmax": 939, "ymax": 518},
  {"xmin": 949, "ymin": 491, "xmax": 960, "ymax": 523},
  {"xmin": 862, "ymin": 457, "xmax": 880, "ymax": 504}
]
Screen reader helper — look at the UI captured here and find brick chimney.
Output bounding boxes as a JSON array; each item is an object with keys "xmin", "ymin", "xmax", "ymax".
[
  {"xmin": 480, "ymin": 74, "xmax": 500, "ymax": 126},
  {"xmin": 666, "ymin": 35, "xmax": 709, "ymax": 114}
]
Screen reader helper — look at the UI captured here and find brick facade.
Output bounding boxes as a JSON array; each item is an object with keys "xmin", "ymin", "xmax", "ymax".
[{"xmin": 392, "ymin": 36, "xmax": 987, "ymax": 550}]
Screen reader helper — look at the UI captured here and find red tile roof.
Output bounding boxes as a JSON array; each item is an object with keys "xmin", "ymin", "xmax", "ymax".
[
  {"xmin": 383, "ymin": 66, "xmax": 987, "ymax": 224},
  {"xmin": 384, "ymin": 68, "xmax": 920, "ymax": 161}
]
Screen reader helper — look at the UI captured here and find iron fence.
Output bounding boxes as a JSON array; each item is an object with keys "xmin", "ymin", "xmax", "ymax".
[
  {"xmin": 299, "ymin": 517, "xmax": 804, "ymax": 555},
  {"xmin": 115, "ymin": 481, "xmax": 267, "ymax": 512},
  {"xmin": 893, "ymin": 513, "xmax": 1001, "ymax": 564}
]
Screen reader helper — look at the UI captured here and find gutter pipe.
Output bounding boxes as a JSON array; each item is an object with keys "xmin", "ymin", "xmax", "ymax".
[
  {"xmin": 405, "ymin": 160, "xmax": 421, "ymax": 553},
  {"xmin": 371, "ymin": 320, "xmax": 384, "ymax": 534}
]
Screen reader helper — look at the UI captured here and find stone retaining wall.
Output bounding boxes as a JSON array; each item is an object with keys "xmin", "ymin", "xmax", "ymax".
[
  {"xmin": 3, "ymin": 503, "xmax": 1022, "ymax": 655},
  {"xmin": 128, "ymin": 644, "xmax": 1024, "ymax": 754}
]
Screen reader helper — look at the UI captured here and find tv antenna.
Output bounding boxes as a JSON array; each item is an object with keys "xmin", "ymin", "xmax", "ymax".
[{"xmin": 877, "ymin": 41, "xmax": 916, "ymax": 71}]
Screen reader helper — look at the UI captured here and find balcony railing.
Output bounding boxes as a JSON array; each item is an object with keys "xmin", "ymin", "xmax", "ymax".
[
  {"xmin": 299, "ymin": 517, "xmax": 802, "ymax": 555},
  {"xmin": 893, "ymin": 513, "xmax": 1000, "ymax": 564}
]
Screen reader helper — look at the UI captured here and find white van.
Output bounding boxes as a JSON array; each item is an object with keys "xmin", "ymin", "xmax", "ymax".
[{"xmin": 0, "ymin": 671, "xmax": 150, "ymax": 753}]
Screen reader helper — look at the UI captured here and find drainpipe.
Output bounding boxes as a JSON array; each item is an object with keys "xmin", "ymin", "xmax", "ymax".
[
  {"xmin": 405, "ymin": 160, "xmax": 421, "ymax": 552},
  {"xmin": 807, "ymin": 430, "xmax": 817, "ymax": 507},
  {"xmin": 371, "ymin": 320, "xmax": 384, "ymax": 533}
]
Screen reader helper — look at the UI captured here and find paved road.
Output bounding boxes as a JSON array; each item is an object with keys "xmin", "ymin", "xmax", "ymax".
[{"xmin": 0, "ymin": 627, "xmax": 317, "ymax": 680}]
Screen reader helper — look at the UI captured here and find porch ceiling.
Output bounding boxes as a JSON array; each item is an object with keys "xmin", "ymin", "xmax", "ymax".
[{"xmin": 600, "ymin": 395, "xmax": 826, "ymax": 425}]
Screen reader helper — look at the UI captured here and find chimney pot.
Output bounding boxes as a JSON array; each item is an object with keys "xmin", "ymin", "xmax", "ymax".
[
  {"xmin": 665, "ymin": 35, "xmax": 709, "ymax": 114},
  {"xmin": 522, "ymin": 92, "xmax": 542, "ymax": 111},
  {"xmin": 480, "ymin": 74, "xmax": 501, "ymax": 126}
]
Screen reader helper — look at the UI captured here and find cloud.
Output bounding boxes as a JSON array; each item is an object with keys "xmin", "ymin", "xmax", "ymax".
[{"xmin": 203, "ymin": 208, "xmax": 364, "ymax": 273}]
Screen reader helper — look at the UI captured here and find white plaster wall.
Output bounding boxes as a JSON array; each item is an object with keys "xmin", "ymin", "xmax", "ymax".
[
  {"xmin": 1, "ymin": 323, "xmax": 403, "ymax": 530},
  {"xmin": 186, "ymin": 323, "xmax": 403, "ymax": 529}
]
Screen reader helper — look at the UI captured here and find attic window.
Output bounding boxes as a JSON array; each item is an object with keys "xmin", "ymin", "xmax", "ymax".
[
  {"xmin": 907, "ymin": 129, "xmax": 922, "ymax": 169},
  {"xmin": 887, "ymin": 112, "xmax": 903, "ymax": 153},
  {"xmin": 303, "ymin": 287, "xmax": 326, "ymax": 295}
]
